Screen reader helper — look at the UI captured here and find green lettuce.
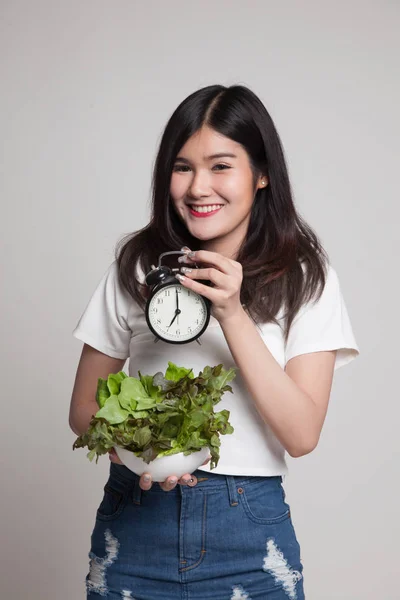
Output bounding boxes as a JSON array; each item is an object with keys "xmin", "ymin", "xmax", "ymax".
[{"xmin": 72, "ymin": 361, "xmax": 237, "ymax": 469}]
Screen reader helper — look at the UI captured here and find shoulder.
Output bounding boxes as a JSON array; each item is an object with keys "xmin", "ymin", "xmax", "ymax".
[
  {"xmin": 107, "ymin": 258, "xmax": 147, "ymax": 291},
  {"xmin": 300, "ymin": 259, "xmax": 339, "ymax": 301},
  {"xmin": 290, "ymin": 260, "xmax": 342, "ymax": 326},
  {"xmin": 111, "ymin": 258, "xmax": 147, "ymax": 284},
  {"xmin": 96, "ymin": 260, "xmax": 133, "ymax": 310}
]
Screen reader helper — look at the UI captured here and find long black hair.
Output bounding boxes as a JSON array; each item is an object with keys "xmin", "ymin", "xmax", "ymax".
[{"xmin": 115, "ymin": 84, "xmax": 329, "ymax": 342}]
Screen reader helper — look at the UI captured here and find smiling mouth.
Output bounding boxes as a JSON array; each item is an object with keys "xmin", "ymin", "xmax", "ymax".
[{"xmin": 187, "ymin": 204, "xmax": 225, "ymax": 215}]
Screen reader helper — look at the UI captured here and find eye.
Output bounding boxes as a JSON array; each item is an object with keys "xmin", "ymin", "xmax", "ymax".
[
  {"xmin": 172, "ymin": 164, "xmax": 231, "ymax": 172},
  {"xmin": 213, "ymin": 163, "xmax": 230, "ymax": 170}
]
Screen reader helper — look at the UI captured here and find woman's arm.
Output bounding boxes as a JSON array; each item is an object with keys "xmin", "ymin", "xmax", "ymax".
[
  {"xmin": 69, "ymin": 344, "xmax": 126, "ymax": 436},
  {"xmin": 219, "ymin": 308, "xmax": 336, "ymax": 458},
  {"xmin": 177, "ymin": 249, "xmax": 337, "ymax": 458}
]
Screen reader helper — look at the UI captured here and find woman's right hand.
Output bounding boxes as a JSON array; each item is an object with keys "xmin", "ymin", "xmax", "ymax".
[{"xmin": 109, "ymin": 448, "xmax": 211, "ymax": 492}]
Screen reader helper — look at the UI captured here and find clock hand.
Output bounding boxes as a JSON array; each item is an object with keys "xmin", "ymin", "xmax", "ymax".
[
  {"xmin": 167, "ymin": 313, "xmax": 177, "ymax": 328},
  {"xmin": 176, "ymin": 288, "xmax": 180, "ymax": 325},
  {"xmin": 167, "ymin": 308, "xmax": 181, "ymax": 329}
]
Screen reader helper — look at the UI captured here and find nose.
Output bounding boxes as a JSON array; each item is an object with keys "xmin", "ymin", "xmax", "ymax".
[{"xmin": 187, "ymin": 170, "xmax": 212, "ymax": 200}]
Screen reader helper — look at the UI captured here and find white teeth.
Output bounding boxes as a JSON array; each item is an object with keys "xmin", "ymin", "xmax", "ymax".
[{"xmin": 190, "ymin": 204, "xmax": 223, "ymax": 213}]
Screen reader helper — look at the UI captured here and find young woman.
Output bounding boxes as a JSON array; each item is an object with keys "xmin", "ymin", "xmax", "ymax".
[{"xmin": 70, "ymin": 84, "xmax": 359, "ymax": 600}]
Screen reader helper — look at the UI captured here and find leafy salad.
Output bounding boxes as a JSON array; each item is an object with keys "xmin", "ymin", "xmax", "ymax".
[{"xmin": 72, "ymin": 361, "xmax": 237, "ymax": 469}]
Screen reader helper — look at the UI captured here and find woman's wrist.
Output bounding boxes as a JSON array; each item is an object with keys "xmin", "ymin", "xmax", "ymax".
[{"xmin": 218, "ymin": 305, "xmax": 248, "ymax": 328}]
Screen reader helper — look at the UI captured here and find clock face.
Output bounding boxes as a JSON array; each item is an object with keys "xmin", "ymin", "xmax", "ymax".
[{"xmin": 146, "ymin": 282, "xmax": 210, "ymax": 343}]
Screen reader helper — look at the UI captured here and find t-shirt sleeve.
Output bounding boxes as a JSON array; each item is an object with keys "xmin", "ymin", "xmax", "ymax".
[
  {"xmin": 284, "ymin": 264, "xmax": 360, "ymax": 371},
  {"xmin": 72, "ymin": 261, "xmax": 133, "ymax": 360}
]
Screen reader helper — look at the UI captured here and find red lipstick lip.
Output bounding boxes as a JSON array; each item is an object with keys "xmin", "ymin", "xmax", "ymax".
[{"xmin": 188, "ymin": 205, "xmax": 224, "ymax": 218}]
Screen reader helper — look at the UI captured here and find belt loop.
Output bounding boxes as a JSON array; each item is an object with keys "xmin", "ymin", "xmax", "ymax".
[
  {"xmin": 226, "ymin": 475, "xmax": 239, "ymax": 507},
  {"xmin": 132, "ymin": 477, "xmax": 142, "ymax": 505}
]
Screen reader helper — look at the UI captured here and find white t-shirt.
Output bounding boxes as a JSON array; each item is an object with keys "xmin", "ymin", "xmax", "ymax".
[{"xmin": 72, "ymin": 260, "xmax": 359, "ymax": 477}]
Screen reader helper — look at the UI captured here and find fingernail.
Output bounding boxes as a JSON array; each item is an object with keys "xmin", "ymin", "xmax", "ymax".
[
  {"xmin": 175, "ymin": 273, "xmax": 185, "ymax": 281},
  {"xmin": 168, "ymin": 478, "xmax": 177, "ymax": 486},
  {"xmin": 178, "ymin": 255, "xmax": 189, "ymax": 263},
  {"xmin": 180, "ymin": 267, "xmax": 192, "ymax": 273},
  {"xmin": 187, "ymin": 251, "xmax": 196, "ymax": 258},
  {"xmin": 180, "ymin": 246, "xmax": 191, "ymax": 252},
  {"xmin": 181, "ymin": 478, "xmax": 190, "ymax": 484},
  {"xmin": 143, "ymin": 475, "xmax": 151, "ymax": 482}
]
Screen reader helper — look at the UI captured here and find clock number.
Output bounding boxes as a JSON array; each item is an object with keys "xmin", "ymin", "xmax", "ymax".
[
  {"xmin": 164, "ymin": 290, "xmax": 170, "ymax": 297},
  {"xmin": 176, "ymin": 329, "xmax": 180, "ymax": 335},
  {"xmin": 157, "ymin": 318, "xmax": 161, "ymax": 324},
  {"xmin": 188, "ymin": 327, "xmax": 192, "ymax": 333},
  {"xmin": 157, "ymin": 298, "xmax": 163, "ymax": 304}
]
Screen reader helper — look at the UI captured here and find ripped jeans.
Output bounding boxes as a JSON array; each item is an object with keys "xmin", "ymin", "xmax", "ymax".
[{"xmin": 86, "ymin": 462, "xmax": 305, "ymax": 600}]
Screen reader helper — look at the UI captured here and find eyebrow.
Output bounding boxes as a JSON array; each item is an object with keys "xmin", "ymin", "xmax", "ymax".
[{"xmin": 174, "ymin": 152, "xmax": 238, "ymax": 163}]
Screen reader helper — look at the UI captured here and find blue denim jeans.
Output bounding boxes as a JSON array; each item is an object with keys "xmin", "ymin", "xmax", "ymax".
[{"xmin": 86, "ymin": 462, "xmax": 305, "ymax": 599}]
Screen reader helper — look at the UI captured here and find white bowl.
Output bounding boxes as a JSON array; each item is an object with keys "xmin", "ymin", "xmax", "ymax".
[{"xmin": 114, "ymin": 445, "xmax": 210, "ymax": 482}]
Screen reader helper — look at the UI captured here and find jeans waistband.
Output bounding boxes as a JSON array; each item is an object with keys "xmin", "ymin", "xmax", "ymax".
[{"xmin": 110, "ymin": 462, "xmax": 282, "ymax": 493}]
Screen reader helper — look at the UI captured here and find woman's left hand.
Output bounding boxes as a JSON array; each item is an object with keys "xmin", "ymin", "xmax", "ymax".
[{"xmin": 177, "ymin": 249, "xmax": 244, "ymax": 324}]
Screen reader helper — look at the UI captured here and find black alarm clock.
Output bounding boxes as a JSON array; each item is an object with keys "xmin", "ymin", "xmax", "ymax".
[{"xmin": 144, "ymin": 250, "xmax": 212, "ymax": 345}]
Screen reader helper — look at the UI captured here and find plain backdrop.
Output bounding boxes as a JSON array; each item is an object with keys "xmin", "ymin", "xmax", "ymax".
[{"xmin": 1, "ymin": 1, "xmax": 398, "ymax": 598}]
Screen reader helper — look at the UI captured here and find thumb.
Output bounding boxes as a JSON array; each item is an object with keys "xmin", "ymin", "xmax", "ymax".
[{"xmin": 109, "ymin": 448, "xmax": 124, "ymax": 465}]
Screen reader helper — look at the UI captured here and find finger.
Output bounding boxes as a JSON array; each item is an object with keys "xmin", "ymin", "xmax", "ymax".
[
  {"xmin": 175, "ymin": 272, "xmax": 218, "ymax": 303},
  {"xmin": 139, "ymin": 472, "xmax": 153, "ymax": 490},
  {"xmin": 180, "ymin": 266, "xmax": 224, "ymax": 287},
  {"xmin": 176, "ymin": 473, "xmax": 197, "ymax": 487},
  {"xmin": 178, "ymin": 473, "xmax": 193, "ymax": 486},
  {"xmin": 159, "ymin": 476, "xmax": 178, "ymax": 492},
  {"xmin": 177, "ymin": 254, "xmax": 197, "ymax": 264},
  {"xmin": 108, "ymin": 449, "xmax": 124, "ymax": 465},
  {"xmin": 184, "ymin": 250, "xmax": 234, "ymax": 273}
]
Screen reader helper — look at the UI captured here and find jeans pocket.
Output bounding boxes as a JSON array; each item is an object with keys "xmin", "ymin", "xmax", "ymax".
[
  {"xmin": 239, "ymin": 478, "xmax": 290, "ymax": 525},
  {"xmin": 96, "ymin": 479, "xmax": 129, "ymax": 522}
]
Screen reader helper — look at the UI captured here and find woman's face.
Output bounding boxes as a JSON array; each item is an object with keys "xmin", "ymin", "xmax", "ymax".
[{"xmin": 170, "ymin": 126, "xmax": 267, "ymax": 259}]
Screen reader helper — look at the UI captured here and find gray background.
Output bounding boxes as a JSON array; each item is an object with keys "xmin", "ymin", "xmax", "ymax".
[{"xmin": 1, "ymin": 1, "xmax": 398, "ymax": 598}]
